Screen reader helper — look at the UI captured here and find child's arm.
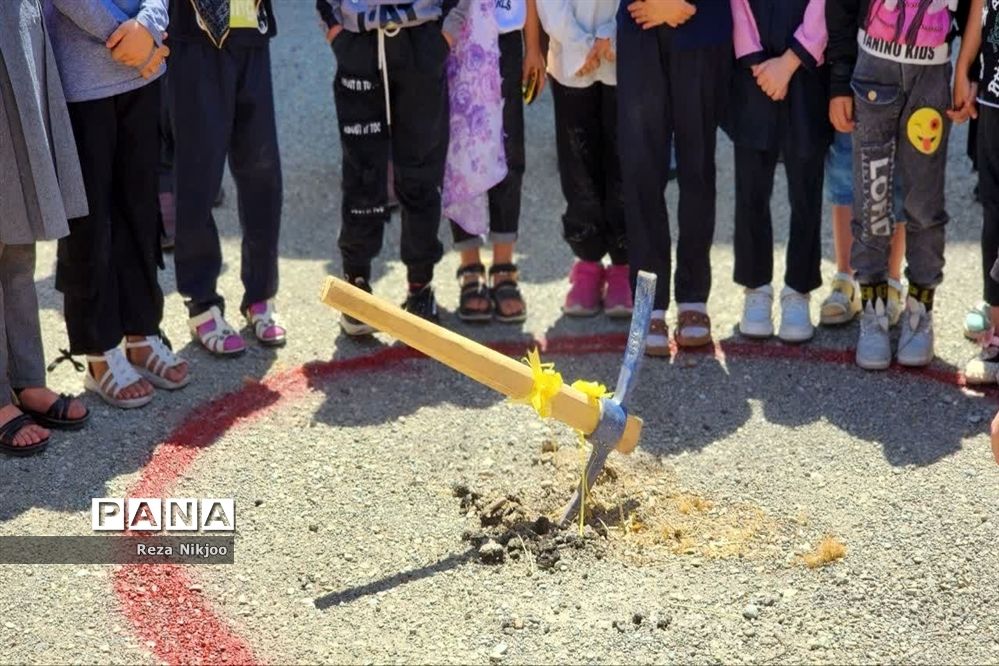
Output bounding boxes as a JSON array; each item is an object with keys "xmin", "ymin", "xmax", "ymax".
[
  {"xmin": 316, "ymin": 0, "xmax": 344, "ymax": 43},
  {"xmin": 134, "ymin": 0, "xmax": 168, "ymax": 46},
  {"xmin": 441, "ymin": 0, "xmax": 470, "ymax": 47},
  {"xmin": 523, "ymin": 0, "xmax": 546, "ymax": 93},
  {"xmin": 730, "ymin": 0, "xmax": 765, "ymax": 66},
  {"xmin": 789, "ymin": 0, "xmax": 827, "ymax": 69},
  {"xmin": 827, "ymin": 0, "xmax": 860, "ymax": 132},
  {"xmin": 49, "ymin": 0, "xmax": 129, "ymax": 42},
  {"xmin": 949, "ymin": 0, "xmax": 983, "ymax": 123}
]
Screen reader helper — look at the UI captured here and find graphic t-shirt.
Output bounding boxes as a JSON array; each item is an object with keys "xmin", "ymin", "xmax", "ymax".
[
  {"xmin": 495, "ymin": 0, "xmax": 526, "ymax": 34},
  {"xmin": 980, "ymin": 0, "xmax": 999, "ymax": 108},
  {"xmin": 859, "ymin": 0, "xmax": 957, "ymax": 65},
  {"xmin": 230, "ymin": 0, "xmax": 259, "ymax": 28}
]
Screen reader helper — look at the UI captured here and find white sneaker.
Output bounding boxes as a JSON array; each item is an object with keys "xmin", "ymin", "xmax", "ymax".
[
  {"xmin": 897, "ymin": 297, "xmax": 934, "ymax": 367},
  {"xmin": 856, "ymin": 299, "xmax": 891, "ymax": 370},
  {"xmin": 778, "ymin": 287, "xmax": 814, "ymax": 342},
  {"xmin": 740, "ymin": 286, "xmax": 774, "ymax": 338}
]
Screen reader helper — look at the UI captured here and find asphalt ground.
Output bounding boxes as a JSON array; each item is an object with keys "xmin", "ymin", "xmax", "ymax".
[{"xmin": 1, "ymin": 2, "xmax": 997, "ymax": 664}]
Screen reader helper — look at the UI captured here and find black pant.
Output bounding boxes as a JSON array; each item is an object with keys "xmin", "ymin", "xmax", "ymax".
[
  {"xmin": 169, "ymin": 40, "xmax": 283, "ymax": 317},
  {"xmin": 979, "ymin": 107, "xmax": 999, "ymax": 305},
  {"xmin": 333, "ymin": 24, "xmax": 449, "ymax": 285},
  {"xmin": 451, "ymin": 31, "xmax": 525, "ymax": 248},
  {"xmin": 551, "ymin": 79, "xmax": 626, "ymax": 264},
  {"xmin": 58, "ymin": 83, "xmax": 164, "ymax": 355},
  {"xmin": 617, "ymin": 28, "xmax": 730, "ymax": 310},
  {"xmin": 733, "ymin": 145, "xmax": 824, "ymax": 293}
]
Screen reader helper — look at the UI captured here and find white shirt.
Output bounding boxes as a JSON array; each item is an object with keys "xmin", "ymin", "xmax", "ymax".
[
  {"xmin": 495, "ymin": 0, "xmax": 526, "ymax": 34},
  {"xmin": 536, "ymin": 0, "xmax": 619, "ymax": 87}
]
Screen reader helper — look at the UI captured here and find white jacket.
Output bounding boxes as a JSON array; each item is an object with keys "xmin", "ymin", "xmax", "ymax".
[{"xmin": 537, "ymin": 0, "xmax": 619, "ymax": 88}]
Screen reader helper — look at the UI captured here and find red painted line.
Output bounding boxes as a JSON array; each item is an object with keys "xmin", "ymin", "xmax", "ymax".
[{"xmin": 112, "ymin": 332, "xmax": 996, "ymax": 665}]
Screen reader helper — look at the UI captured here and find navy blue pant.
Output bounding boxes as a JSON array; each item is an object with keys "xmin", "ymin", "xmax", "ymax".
[
  {"xmin": 616, "ymin": 26, "xmax": 730, "ymax": 310},
  {"xmin": 168, "ymin": 40, "xmax": 283, "ymax": 317}
]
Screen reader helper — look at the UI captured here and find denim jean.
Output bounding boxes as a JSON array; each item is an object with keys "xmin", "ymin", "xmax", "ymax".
[
  {"xmin": 826, "ymin": 130, "xmax": 903, "ymax": 216},
  {"xmin": 849, "ymin": 51, "xmax": 950, "ymax": 288}
]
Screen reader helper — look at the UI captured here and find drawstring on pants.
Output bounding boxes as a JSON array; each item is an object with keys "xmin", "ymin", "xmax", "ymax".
[{"xmin": 377, "ymin": 23, "xmax": 401, "ymax": 128}]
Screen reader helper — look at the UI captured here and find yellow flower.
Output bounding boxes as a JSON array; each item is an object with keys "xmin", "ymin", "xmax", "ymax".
[{"xmin": 515, "ymin": 348, "xmax": 563, "ymax": 418}]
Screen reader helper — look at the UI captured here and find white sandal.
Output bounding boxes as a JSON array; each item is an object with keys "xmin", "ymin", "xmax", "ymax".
[
  {"xmin": 125, "ymin": 336, "xmax": 191, "ymax": 390},
  {"xmin": 84, "ymin": 348, "xmax": 154, "ymax": 409},
  {"xmin": 188, "ymin": 306, "xmax": 246, "ymax": 356},
  {"xmin": 243, "ymin": 300, "xmax": 286, "ymax": 347}
]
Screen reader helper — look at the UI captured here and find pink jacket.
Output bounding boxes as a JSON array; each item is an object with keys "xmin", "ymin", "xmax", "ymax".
[{"xmin": 730, "ymin": 0, "xmax": 827, "ymax": 68}]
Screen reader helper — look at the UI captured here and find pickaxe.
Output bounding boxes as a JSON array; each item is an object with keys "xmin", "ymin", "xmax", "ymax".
[{"xmin": 319, "ymin": 272, "xmax": 657, "ymax": 526}]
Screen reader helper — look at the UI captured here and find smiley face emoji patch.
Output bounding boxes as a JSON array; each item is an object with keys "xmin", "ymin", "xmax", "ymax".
[{"xmin": 907, "ymin": 107, "xmax": 944, "ymax": 155}]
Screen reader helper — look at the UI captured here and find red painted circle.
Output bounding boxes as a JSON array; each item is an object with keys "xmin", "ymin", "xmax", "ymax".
[{"xmin": 111, "ymin": 333, "xmax": 993, "ymax": 665}]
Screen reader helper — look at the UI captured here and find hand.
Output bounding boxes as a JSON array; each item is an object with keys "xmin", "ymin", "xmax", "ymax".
[
  {"xmin": 948, "ymin": 73, "xmax": 978, "ymax": 124},
  {"xmin": 443, "ymin": 29, "xmax": 454, "ymax": 50},
  {"xmin": 576, "ymin": 38, "xmax": 614, "ymax": 77},
  {"xmin": 627, "ymin": 0, "xmax": 696, "ymax": 30},
  {"xmin": 751, "ymin": 51, "xmax": 800, "ymax": 101},
  {"xmin": 107, "ymin": 19, "xmax": 155, "ymax": 67},
  {"xmin": 829, "ymin": 96, "xmax": 856, "ymax": 133},
  {"xmin": 523, "ymin": 43, "xmax": 546, "ymax": 96},
  {"xmin": 139, "ymin": 43, "xmax": 169, "ymax": 79},
  {"xmin": 326, "ymin": 24, "xmax": 343, "ymax": 44}
]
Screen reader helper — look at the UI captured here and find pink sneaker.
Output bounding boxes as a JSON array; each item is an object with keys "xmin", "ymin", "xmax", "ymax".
[
  {"xmin": 603, "ymin": 264, "xmax": 634, "ymax": 318},
  {"xmin": 563, "ymin": 261, "xmax": 604, "ymax": 317}
]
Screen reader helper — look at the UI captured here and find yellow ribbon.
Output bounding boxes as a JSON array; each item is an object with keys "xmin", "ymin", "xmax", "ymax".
[{"xmin": 514, "ymin": 348, "xmax": 563, "ymax": 418}]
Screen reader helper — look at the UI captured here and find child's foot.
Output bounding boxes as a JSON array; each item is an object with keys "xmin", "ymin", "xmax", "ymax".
[
  {"xmin": 965, "ymin": 335, "xmax": 999, "ymax": 385},
  {"xmin": 964, "ymin": 301, "xmax": 992, "ymax": 341},
  {"xmin": 739, "ymin": 285, "xmax": 774, "ymax": 339},
  {"xmin": 0, "ymin": 405, "xmax": 49, "ymax": 456},
  {"xmin": 341, "ymin": 277, "xmax": 376, "ymax": 336},
  {"xmin": 403, "ymin": 284, "xmax": 439, "ymax": 324},
  {"xmin": 645, "ymin": 311, "xmax": 670, "ymax": 357},
  {"xmin": 456, "ymin": 263, "xmax": 492, "ymax": 323},
  {"xmin": 563, "ymin": 261, "xmax": 604, "ymax": 317},
  {"xmin": 189, "ymin": 306, "xmax": 246, "ymax": 356},
  {"xmin": 14, "ymin": 387, "xmax": 88, "ymax": 429},
  {"xmin": 126, "ymin": 335, "xmax": 190, "ymax": 390},
  {"xmin": 244, "ymin": 300, "xmax": 287, "ymax": 347},
  {"xmin": 856, "ymin": 299, "xmax": 891, "ymax": 370},
  {"xmin": 778, "ymin": 287, "xmax": 814, "ymax": 343},
  {"xmin": 886, "ymin": 277, "xmax": 905, "ymax": 328},
  {"xmin": 490, "ymin": 264, "xmax": 527, "ymax": 324},
  {"xmin": 675, "ymin": 303, "xmax": 711, "ymax": 347},
  {"xmin": 819, "ymin": 272, "xmax": 860, "ymax": 325},
  {"xmin": 603, "ymin": 265, "xmax": 633, "ymax": 319},
  {"xmin": 897, "ymin": 297, "xmax": 934, "ymax": 367},
  {"xmin": 85, "ymin": 349, "xmax": 155, "ymax": 409}
]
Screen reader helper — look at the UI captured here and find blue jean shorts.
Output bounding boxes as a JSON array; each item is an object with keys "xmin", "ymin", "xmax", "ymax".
[{"xmin": 825, "ymin": 131, "xmax": 904, "ymax": 214}]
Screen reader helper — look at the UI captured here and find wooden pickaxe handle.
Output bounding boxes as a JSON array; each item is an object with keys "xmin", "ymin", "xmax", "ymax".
[{"xmin": 320, "ymin": 277, "xmax": 642, "ymax": 453}]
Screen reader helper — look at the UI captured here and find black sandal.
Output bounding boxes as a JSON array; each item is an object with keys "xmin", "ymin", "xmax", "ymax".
[
  {"xmin": 457, "ymin": 263, "xmax": 493, "ymax": 322},
  {"xmin": 0, "ymin": 413, "xmax": 49, "ymax": 457},
  {"xmin": 489, "ymin": 263, "xmax": 527, "ymax": 324},
  {"xmin": 13, "ymin": 389, "xmax": 90, "ymax": 431}
]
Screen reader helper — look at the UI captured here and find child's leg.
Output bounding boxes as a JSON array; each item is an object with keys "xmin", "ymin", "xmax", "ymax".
[
  {"xmin": 551, "ymin": 79, "xmax": 610, "ymax": 264},
  {"xmin": 733, "ymin": 145, "xmax": 779, "ymax": 290},
  {"xmin": 227, "ymin": 45, "xmax": 282, "ymax": 316},
  {"xmin": 332, "ymin": 33, "xmax": 392, "ymax": 286},
  {"xmin": 598, "ymin": 82, "xmax": 632, "ymax": 318},
  {"xmin": 488, "ymin": 31, "xmax": 526, "ymax": 320},
  {"xmin": 670, "ymin": 43, "xmax": 729, "ymax": 309},
  {"xmin": 896, "ymin": 64, "xmax": 950, "ymax": 308},
  {"xmin": 783, "ymin": 150, "xmax": 825, "ymax": 295},
  {"xmin": 169, "ymin": 41, "xmax": 233, "ymax": 318},
  {"xmin": 388, "ymin": 25, "xmax": 449, "ymax": 290},
  {"xmin": 832, "ymin": 205, "xmax": 853, "ymax": 273},
  {"xmin": 616, "ymin": 25, "xmax": 672, "ymax": 313},
  {"xmin": 551, "ymin": 79, "xmax": 607, "ymax": 316},
  {"xmin": 981, "ymin": 108, "xmax": 999, "ymax": 313}
]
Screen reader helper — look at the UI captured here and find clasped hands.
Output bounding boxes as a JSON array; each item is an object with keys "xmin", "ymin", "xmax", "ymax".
[{"xmin": 106, "ymin": 20, "xmax": 169, "ymax": 80}]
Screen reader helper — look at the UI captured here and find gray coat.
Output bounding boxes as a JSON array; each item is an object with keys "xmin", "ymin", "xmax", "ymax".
[{"xmin": 0, "ymin": 0, "xmax": 87, "ymax": 244}]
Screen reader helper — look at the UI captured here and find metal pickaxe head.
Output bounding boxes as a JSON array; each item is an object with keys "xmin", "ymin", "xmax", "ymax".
[{"xmin": 558, "ymin": 271, "xmax": 657, "ymax": 527}]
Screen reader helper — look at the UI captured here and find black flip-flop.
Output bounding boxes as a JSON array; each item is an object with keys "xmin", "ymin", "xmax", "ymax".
[
  {"xmin": 0, "ymin": 413, "xmax": 49, "ymax": 457},
  {"xmin": 14, "ymin": 390, "xmax": 90, "ymax": 431}
]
